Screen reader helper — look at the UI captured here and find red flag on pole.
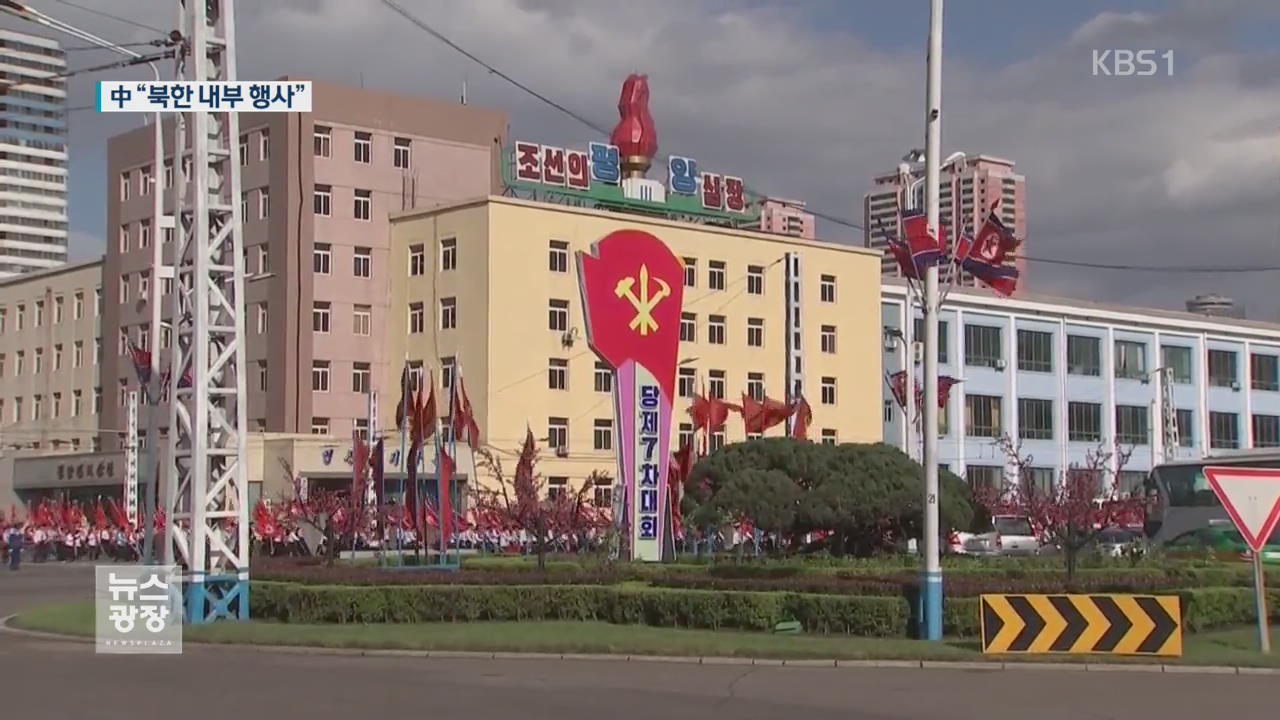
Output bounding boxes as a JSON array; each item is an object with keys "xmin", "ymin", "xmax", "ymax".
[
  {"xmin": 450, "ymin": 371, "xmax": 481, "ymax": 451},
  {"xmin": 790, "ymin": 395, "xmax": 813, "ymax": 440}
]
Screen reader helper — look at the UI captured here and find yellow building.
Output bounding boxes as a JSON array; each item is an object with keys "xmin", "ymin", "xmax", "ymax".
[{"xmin": 384, "ymin": 196, "xmax": 883, "ymax": 494}]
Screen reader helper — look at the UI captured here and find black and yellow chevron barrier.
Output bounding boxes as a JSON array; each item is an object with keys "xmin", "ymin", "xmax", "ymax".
[{"xmin": 980, "ymin": 594, "xmax": 1182, "ymax": 656}]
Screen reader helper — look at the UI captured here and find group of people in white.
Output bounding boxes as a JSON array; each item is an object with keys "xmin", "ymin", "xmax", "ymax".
[{"xmin": 3, "ymin": 523, "xmax": 144, "ymax": 569}]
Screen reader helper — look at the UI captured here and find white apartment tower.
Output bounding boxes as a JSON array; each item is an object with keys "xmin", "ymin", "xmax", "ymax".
[{"xmin": 0, "ymin": 30, "xmax": 68, "ymax": 278}]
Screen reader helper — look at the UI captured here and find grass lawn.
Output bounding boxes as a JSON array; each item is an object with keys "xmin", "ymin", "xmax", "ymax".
[{"xmin": 12, "ymin": 600, "xmax": 1279, "ymax": 667}]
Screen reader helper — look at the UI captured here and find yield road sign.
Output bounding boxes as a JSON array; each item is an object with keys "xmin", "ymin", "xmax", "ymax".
[
  {"xmin": 1202, "ymin": 466, "xmax": 1280, "ymax": 552},
  {"xmin": 980, "ymin": 594, "xmax": 1182, "ymax": 656}
]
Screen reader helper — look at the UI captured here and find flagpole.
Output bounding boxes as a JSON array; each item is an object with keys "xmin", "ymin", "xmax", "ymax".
[
  {"xmin": 920, "ymin": 0, "xmax": 945, "ymax": 642},
  {"xmin": 396, "ymin": 356, "xmax": 409, "ymax": 566}
]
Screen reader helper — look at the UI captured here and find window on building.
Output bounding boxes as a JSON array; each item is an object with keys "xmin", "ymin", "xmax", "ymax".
[
  {"xmin": 238, "ymin": 135, "xmax": 248, "ymax": 165},
  {"xmin": 121, "ymin": 170, "xmax": 131, "ymax": 200},
  {"xmin": 409, "ymin": 244, "xmax": 426, "ymax": 276},
  {"xmin": 53, "ymin": 344, "xmax": 62, "ymax": 371},
  {"xmin": 258, "ymin": 129, "xmax": 270, "ymax": 161},
  {"xmin": 258, "ymin": 188, "xmax": 270, "ymax": 219},
  {"xmin": 1018, "ymin": 398, "xmax": 1054, "ymax": 440},
  {"xmin": 51, "ymin": 392, "xmax": 61, "ymax": 419},
  {"xmin": 709, "ymin": 370, "xmax": 726, "ymax": 399},
  {"xmin": 352, "ymin": 362, "xmax": 371, "ymax": 394},
  {"xmin": 353, "ymin": 246, "xmax": 372, "ymax": 278},
  {"xmin": 1210, "ymin": 411, "xmax": 1240, "ymax": 449},
  {"xmin": 439, "ymin": 356, "xmax": 455, "ymax": 391},
  {"xmin": 912, "ymin": 318, "xmax": 950, "ymax": 364},
  {"xmin": 594, "ymin": 361, "xmax": 612, "ymax": 393},
  {"xmin": 1017, "ymin": 329, "xmax": 1053, "ymax": 372},
  {"xmin": 820, "ymin": 274, "xmax": 836, "ymax": 303},
  {"xmin": 73, "ymin": 341, "xmax": 83, "ymax": 368},
  {"xmin": 1066, "ymin": 335, "xmax": 1101, "ymax": 376},
  {"xmin": 1115, "ymin": 340, "xmax": 1147, "ymax": 380},
  {"xmin": 548, "ymin": 299, "xmax": 569, "ymax": 332},
  {"xmin": 747, "ymin": 265, "xmax": 764, "ymax": 295},
  {"xmin": 240, "ymin": 191, "xmax": 250, "ymax": 221},
  {"xmin": 408, "ymin": 302, "xmax": 425, "ymax": 333},
  {"xmin": 139, "ymin": 164, "xmax": 153, "ymax": 195},
  {"xmin": 1026, "ymin": 467, "xmax": 1056, "ymax": 495},
  {"xmin": 678, "ymin": 368, "xmax": 696, "ymax": 398},
  {"xmin": 593, "ymin": 419, "xmax": 613, "ymax": 450},
  {"xmin": 1176, "ymin": 408, "xmax": 1194, "ymax": 447},
  {"xmin": 1252, "ymin": 414, "xmax": 1280, "ymax": 448},
  {"xmin": 257, "ymin": 361, "xmax": 268, "ymax": 391},
  {"xmin": 1115, "ymin": 471, "xmax": 1146, "ymax": 497},
  {"xmin": 33, "ymin": 394, "xmax": 42, "ymax": 421},
  {"xmin": 312, "ymin": 302, "xmax": 331, "ymax": 333},
  {"xmin": 313, "ymin": 125, "xmax": 331, "ymax": 157},
  {"xmin": 393, "ymin": 137, "xmax": 411, "ymax": 169},
  {"xmin": 163, "ymin": 159, "xmax": 173, "ymax": 189},
  {"xmin": 1067, "ymin": 401, "xmax": 1102, "ymax": 442},
  {"xmin": 1161, "ymin": 345, "xmax": 1193, "ymax": 384},
  {"xmin": 353, "ymin": 418, "xmax": 370, "ymax": 442},
  {"xmin": 138, "ymin": 273, "xmax": 149, "ymax": 299},
  {"xmin": 710, "ymin": 430, "xmax": 726, "ymax": 451},
  {"xmin": 747, "ymin": 372, "xmax": 765, "ymax": 401},
  {"xmin": 548, "ymin": 240, "xmax": 568, "ymax": 273},
  {"xmin": 820, "ymin": 376, "xmax": 837, "ymax": 405},
  {"xmin": 708, "ymin": 260, "xmax": 726, "ymax": 290},
  {"xmin": 1251, "ymin": 354, "xmax": 1279, "ymax": 391},
  {"xmin": 966, "ymin": 465, "xmax": 1003, "ymax": 491},
  {"xmin": 34, "ymin": 300, "xmax": 43, "ymax": 327},
  {"xmin": 965, "ymin": 395, "xmax": 1002, "ymax": 437},
  {"xmin": 93, "ymin": 388, "xmax": 101, "ymax": 415},
  {"xmin": 94, "ymin": 339, "xmax": 101, "ymax": 365},
  {"xmin": 683, "ymin": 258, "xmax": 697, "ymax": 287},
  {"xmin": 164, "ymin": 226, "xmax": 174, "ymax": 246},
  {"xmin": 547, "ymin": 417, "xmax": 568, "ymax": 450},
  {"xmin": 73, "ymin": 291, "xmax": 83, "ymax": 319},
  {"xmin": 548, "ymin": 358, "xmax": 568, "ymax": 390},
  {"xmin": 820, "ymin": 325, "xmax": 837, "ymax": 354},
  {"xmin": 33, "ymin": 348, "xmax": 42, "ymax": 374},
  {"xmin": 546, "ymin": 476, "xmax": 568, "ymax": 500},
  {"xmin": 1115, "ymin": 405, "xmax": 1150, "ymax": 445},
  {"xmin": 593, "ymin": 474, "xmax": 614, "ymax": 508},
  {"xmin": 820, "ymin": 429, "xmax": 838, "ymax": 446},
  {"xmin": 354, "ymin": 189, "xmax": 372, "ymax": 221},
  {"xmin": 71, "ymin": 389, "xmax": 81, "ymax": 417},
  {"xmin": 439, "ymin": 237, "xmax": 457, "ymax": 271},
  {"xmin": 14, "ymin": 304, "xmax": 22, "ymax": 330},
  {"xmin": 679, "ymin": 423, "xmax": 695, "ymax": 449},
  {"xmin": 160, "ymin": 324, "xmax": 172, "ymax": 350},
  {"xmin": 439, "ymin": 297, "xmax": 457, "ymax": 330},
  {"xmin": 353, "ymin": 305, "xmax": 371, "ymax": 336},
  {"xmin": 708, "ymin": 315, "xmax": 726, "ymax": 345},
  {"xmin": 313, "ymin": 242, "xmax": 331, "ymax": 274},
  {"xmin": 311, "ymin": 417, "xmax": 330, "ymax": 435},
  {"xmin": 965, "ymin": 325, "xmax": 1002, "ymax": 368},
  {"xmin": 311, "ymin": 361, "xmax": 331, "ymax": 392},
  {"xmin": 680, "ymin": 312, "xmax": 696, "ymax": 342},
  {"xmin": 349, "ymin": 129, "xmax": 373, "ymax": 163},
  {"xmin": 313, "ymin": 184, "xmax": 331, "ymax": 216},
  {"xmin": 257, "ymin": 302, "xmax": 269, "ymax": 333},
  {"xmin": 12, "ymin": 397, "xmax": 20, "ymax": 423},
  {"xmin": 54, "ymin": 296, "xmax": 63, "ymax": 323},
  {"xmin": 746, "ymin": 317, "xmax": 764, "ymax": 347},
  {"xmin": 1208, "ymin": 349, "xmax": 1238, "ymax": 387}
]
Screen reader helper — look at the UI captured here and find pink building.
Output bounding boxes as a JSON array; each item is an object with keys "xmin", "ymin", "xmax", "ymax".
[
  {"xmin": 862, "ymin": 154, "xmax": 1027, "ymax": 291},
  {"xmin": 102, "ymin": 78, "xmax": 507, "ymax": 448},
  {"xmin": 759, "ymin": 197, "xmax": 815, "ymax": 239}
]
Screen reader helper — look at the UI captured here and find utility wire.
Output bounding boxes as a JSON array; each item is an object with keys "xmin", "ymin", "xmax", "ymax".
[
  {"xmin": 377, "ymin": 0, "xmax": 1274, "ymax": 277},
  {"xmin": 48, "ymin": 0, "xmax": 168, "ymax": 35}
]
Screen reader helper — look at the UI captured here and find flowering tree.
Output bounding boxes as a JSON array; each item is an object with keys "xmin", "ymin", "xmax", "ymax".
[
  {"xmin": 976, "ymin": 435, "xmax": 1143, "ymax": 580},
  {"xmin": 471, "ymin": 432, "xmax": 610, "ymax": 570},
  {"xmin": 276, "ymin": 460, "xmax": 366, "ymax": 567}
]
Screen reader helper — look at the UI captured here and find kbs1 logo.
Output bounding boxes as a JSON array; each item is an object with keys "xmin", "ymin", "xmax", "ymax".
[{"xmin": 1092, "ymin": 50, "xmax": 1174, "ymax": 77}]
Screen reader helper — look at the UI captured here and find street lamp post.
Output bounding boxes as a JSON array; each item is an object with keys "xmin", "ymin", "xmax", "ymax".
[
  {"xmin": 883, "ymin": 328, "xmax": 916, "ymax": 461},
  {"xmin": 1, "ymin": 3, "xmax": 170, "ymax": 562}
]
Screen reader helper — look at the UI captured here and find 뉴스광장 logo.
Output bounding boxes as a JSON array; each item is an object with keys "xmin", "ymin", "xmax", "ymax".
[{"xmin": 95, "ymin": 565, "xmax": 183, "ymax": 654}]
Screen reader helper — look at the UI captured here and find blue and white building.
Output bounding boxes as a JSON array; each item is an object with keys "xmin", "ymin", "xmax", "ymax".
[{"xmin": 880, "ymin": 280, "xmax": 1280, "ymax": 493}]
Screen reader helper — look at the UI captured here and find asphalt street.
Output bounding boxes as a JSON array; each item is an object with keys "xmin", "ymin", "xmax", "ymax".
[{"xmin": 1, "ymin": 564, "xmax": 1276, "ymax": 720}]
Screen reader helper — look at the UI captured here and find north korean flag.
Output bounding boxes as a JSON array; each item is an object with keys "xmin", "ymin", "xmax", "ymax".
[{"xmin": 884, "ymin": 212, "xmax": 946, "ymax": 279}]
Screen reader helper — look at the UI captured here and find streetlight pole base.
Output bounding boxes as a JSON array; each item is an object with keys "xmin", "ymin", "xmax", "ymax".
[{"xmin": 918, "ymin": 569, "xmax": 944, "ymax": 640}]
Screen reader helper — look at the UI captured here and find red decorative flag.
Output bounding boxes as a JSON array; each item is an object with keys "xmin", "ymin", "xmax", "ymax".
[
  {"xmin": 790, "ymin": 395, "xmax": 813, "ymax": 440},
  {"xmin": 884, "ymin": 213, "xmax": 947, "ymax": 279},
  {"xmin": 450, "ymin": 371, "xmax": 481, "ymax": 451},
  {"xmin": 954, "ymin": 203, "xmax": 1020, "ymax": 296},
  {"xmin": 888, "ymin": 370, "xmax": 908, "ymax": 409},
  {"xmin": 395, "ymin": 362, "xmax": 413, "ymax": 430},
  {"xmin": 127, "ymin": 338, "xmax": 152, "ymax": 386}
]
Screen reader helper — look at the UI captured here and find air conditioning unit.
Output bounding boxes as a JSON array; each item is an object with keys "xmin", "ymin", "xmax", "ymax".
[
  {"xmin": 1231, "ymin": 381, "xmax": 1241, "ymax": 392},
  {"xmin": 561, "ymin": 327, "xmax": 579, "ymax": 348},
  {"xmin": 554, "ymin": 446, "xmax": 569, "ymax": 458},
  {"xmin": 994, "ymin": 359, "xmax": 1006, "ymax": 370}
]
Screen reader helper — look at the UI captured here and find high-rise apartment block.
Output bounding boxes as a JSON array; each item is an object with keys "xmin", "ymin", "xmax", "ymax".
[
  {"xmin": 102, "ymin": 79, "xmax": 507, "ymax": 448},
  {"xmin": 758, "ymin": 197, "xmax": 815, "ymax": 239},
  {"xmin": 863, "ymin": 154, "xmax": 1026, "ymax": 289},
  {"xmin": 0, "ymin": 30, "xmax": 68, "ymax": 277}
]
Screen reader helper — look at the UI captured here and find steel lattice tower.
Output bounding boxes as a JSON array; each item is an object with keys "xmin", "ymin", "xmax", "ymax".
[{"xmin": 163, "ymin": 0, "xmax": 249, "ymax": 622}]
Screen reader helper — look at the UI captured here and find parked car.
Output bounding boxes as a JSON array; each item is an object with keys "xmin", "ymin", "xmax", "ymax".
[
  {"xmin": 963, "ymin": 515, "xmax": 1041, "ymax": 556},
  {"xmin": 1162, "ymin": 522, "xmax": 1280, "ymax": 564},
  {"xmin": 1092, "ymin": 526, "xmax": 1145, "ymax": 558}
]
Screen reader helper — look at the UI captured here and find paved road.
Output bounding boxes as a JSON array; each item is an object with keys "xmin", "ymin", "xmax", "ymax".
[{"xmin": 1, "ymin": 565, "xmax": 1276, "ymax": 720}]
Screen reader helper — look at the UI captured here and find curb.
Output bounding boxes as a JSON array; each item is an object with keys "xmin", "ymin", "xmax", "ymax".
[{"xmin": 3, "ymin": 615, "xmax": 1277, "ymax": 676}]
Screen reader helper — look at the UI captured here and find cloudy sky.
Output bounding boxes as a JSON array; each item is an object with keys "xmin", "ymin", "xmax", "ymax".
[{"xmin": 6, "ymin": 0, "xmax": 1280, "ymax": 317}]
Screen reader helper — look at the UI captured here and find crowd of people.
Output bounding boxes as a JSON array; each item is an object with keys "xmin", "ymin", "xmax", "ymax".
[{"xmin": 2, "ymin": 498, "xmax": 154, "ymax": 571}]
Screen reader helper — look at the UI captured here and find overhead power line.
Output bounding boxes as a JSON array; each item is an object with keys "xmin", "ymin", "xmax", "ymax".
[
  {"xmin": 376, "ymin": 0, "xmax": 1275, "ymax": 277},
  {"xmin": 48, "ymin": 0, "xmax": 168, "ymax": 35}
]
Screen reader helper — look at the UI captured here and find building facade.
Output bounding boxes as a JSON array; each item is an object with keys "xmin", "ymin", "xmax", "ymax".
[
  {"xmin": 758, "ymin": 197, "xmax": 815, "ymax": 239},
  {"xmin": 881, "ymin": 281, "xmax": 1280, "ymax": 494},
  {"xmin": 100, "ymin": 78, "xmax": 507, "ymax": 449},
  {"xmin": 864, "ymin": 154, "xmax": 1026, "ymax": 288},
  {"xmin": 0, "ymin": 29, "xmax": 68, "ymax": 277},
  {"xmin": 385, "ymin": 196, "xmax": 885, "ymax": 493},
  {"xmin": 0, "ymin": 259, "xmax": 104, "ymax": 460}
]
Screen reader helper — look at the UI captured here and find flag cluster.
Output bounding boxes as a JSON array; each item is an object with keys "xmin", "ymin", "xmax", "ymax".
[{"xmin": 883, "ymin": 202, "xmax": 1021, "ymax": 296}]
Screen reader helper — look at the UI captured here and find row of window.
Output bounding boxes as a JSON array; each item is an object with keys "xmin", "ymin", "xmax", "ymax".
[
  {"xmin": 310, "ymin": 302, "xmax": 374, "ymax": 336},
  {"xmin": 313, "ymin": 126, "xmax": 412, "ymax": 169},
  {"xmin": 118, "ymin": 219, "xmax": 174, "ymax": 253},
  {"xmin": 934, "ymin": 394, "xmax": 1271, "ymax": 449},
  {"xmin": 0, "ymin": 289, "xmax": 100, "ymax": 331},
  {"xmin": 0, "ymin": 340, "xmax": 98, "ymax": 377},
  {"xmin": 539, "ymin": 416, "xmax": 839, "ymax": 454},
  {"xmin": 964, "ymin": 466, "xmax": 1148, "ymax": 496},
  {"xmin": 914, "ymin": 322, "xmax": 1280, "ymax": 390},
  {"xmin": 312, "ymin": 243, "xmax": 372, "ymax": 277},
  {"xmin": 540, "ymin": 359, "xmax": 840, "ymax": 405},
  {"xmin": 0, "ymin": 387, "xmax": 102, "ymax": 424},
  {"xmin": 404, "ymin": 238, "xmax": 840, "ymax": 303},
  {"xmin": 313, "ymin": 185, "xmax": 373, "ymax": 221}
]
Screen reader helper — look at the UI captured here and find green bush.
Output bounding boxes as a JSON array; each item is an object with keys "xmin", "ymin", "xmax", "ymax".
[{"xmin": 1178, "ymin": 587, "xmax": 1280, "ymax": 631}]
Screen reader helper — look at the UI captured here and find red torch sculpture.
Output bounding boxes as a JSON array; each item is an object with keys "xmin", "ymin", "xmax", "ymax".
[{"xmin": 609, "ymin": 73, "xmax": 658, "ymax": 180}]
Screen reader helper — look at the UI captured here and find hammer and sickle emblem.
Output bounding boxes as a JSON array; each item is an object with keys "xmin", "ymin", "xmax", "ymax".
[{"xmin": 614, "ymin": 264, "xmax": 670, "ymax": 336}]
